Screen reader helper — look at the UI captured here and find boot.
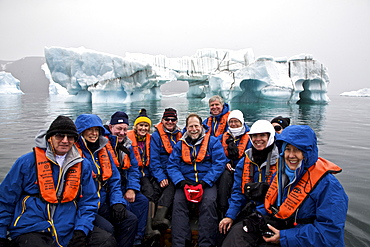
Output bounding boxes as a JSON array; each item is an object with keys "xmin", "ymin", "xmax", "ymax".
[
  {"xmin": 152, "ymin": 206, "xmax": 170, "ymax": 231},
  {"xmin": 144, "ymin": 201, "xmax": 160, "ymax": 245}
]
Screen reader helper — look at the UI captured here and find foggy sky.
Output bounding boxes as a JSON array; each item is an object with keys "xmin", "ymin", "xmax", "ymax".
[{"xmin": 1, "ymin": 0, "xmax": 369, "ymax": 95}]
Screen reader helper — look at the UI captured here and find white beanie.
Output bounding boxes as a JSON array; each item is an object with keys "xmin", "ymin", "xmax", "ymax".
[
  {"xmin": 248, "ymin": 120, "xmax": 275, "ymax": 148},
  {"xmin": 228, "ymin": 110, "xmax": 244, "ymax": 125}
]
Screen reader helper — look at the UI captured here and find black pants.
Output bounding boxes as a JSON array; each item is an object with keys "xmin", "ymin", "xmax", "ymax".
[
  {"xmin": 140, "ymin": 176, "xmax": 175, "ymax": 208},
  {"xmin": 95, "ymin": 203, "xmax": 137, "ymax": 247},
  {"xmin": 217, "ymin": 169, "xmax": 234, "ymax": 216},
  {"xmin": 171, "ymin": 186, "xmax": 219, "ymax": 247},
  {"xmin": 11, "ymin": 226, "xmax": 117, "ymax": 247}
]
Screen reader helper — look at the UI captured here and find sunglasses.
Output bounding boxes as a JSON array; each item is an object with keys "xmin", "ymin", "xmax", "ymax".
[
  {"xmin": 164, "ymin": 118, "xmax": 177, "ymax": 122},
  {"xmin": 274, "ymin": 125, "xmax": 282, "ymax": 131},
  {"xmin": 54, "ymin": 133, "xmax": 77, "ymax": 142}
]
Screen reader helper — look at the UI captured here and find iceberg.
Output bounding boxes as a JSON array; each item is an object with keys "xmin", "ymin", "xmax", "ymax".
[
  {"xmin": 0, "ymin": 71, "xmax": 24, "ymax": 94},
  {"xmin": 340, "ymin": 88, "xmax": 370, "ymax": 97},
  {"xmin": 44, "ymin": 46, "xmax": 330, "ymax": 104}
]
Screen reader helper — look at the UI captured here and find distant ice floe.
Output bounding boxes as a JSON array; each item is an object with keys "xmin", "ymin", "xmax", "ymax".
[
  {"xmin": 44, "ymin": 46, "xmax": 330, "ymax": 104},
  {"xmin": 340, "ymin": 88, "xmax": 370, "ymax": 97},
  {"xmin": 0, "ymin": 71, "xmax": 23, "ymax": 94}
]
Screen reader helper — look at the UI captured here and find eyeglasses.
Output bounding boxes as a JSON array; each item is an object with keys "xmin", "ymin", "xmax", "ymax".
[
  {"xmin": 164, "ymin": 118, "xmax": 177, "ymax": 122},
  {"xmin": 274, "ymin": 125, "xmax": 282, "ymax": 131},
  {"xmin": 54, "ymin": 133, "xmax": 77, "ymax": 142}
]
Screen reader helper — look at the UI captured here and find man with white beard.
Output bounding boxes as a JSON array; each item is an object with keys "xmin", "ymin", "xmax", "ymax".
[{"xmin": 167, "ymin": 113, "xmax": 227, "ymax": 247}]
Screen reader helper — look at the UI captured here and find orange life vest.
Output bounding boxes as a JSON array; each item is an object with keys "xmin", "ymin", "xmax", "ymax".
[
  {"xmin": 264, "ymin": 157, "xmax": 342, "ymax": 219},
  {"xmin": 127, "ymin": 130, "xmax": 150, "ymax": 167},
  {"xmin": 155, "ymin": 122, "xmax": 182, "ymax": 154},
  {"xmin": 221, "ymin": 132, "xmax": 250, "ymax": 159},
  {"xmin": 105, "ymin": 136, "xmax": 131, "ymax": 170},
  {"xmin": 241, "ymin": 154, "xmax": 277, "ymax": 194},
  {"xmin": 206, "ymin": 112, "xmax": 230, "ymax": 137},
  {"xmin": 75, "ymin": 142, "xmax": 113, "ymax": 182},
  {"xmin": 182, "ymin": 133, "xmax": 210, "ymax": 165},
  {"xmin": 34, "ymin": 147, "xmax": 82, "ymax": 204}
]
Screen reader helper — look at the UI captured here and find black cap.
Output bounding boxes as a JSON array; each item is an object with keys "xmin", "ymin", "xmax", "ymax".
[{"xmin": 46, "ymin": 115, "xmax": 78, "ymax": 140}]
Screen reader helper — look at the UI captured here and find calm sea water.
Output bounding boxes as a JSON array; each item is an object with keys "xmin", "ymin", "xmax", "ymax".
[{"xmin": 0, "ymin": 92, "xmax": 369, "ymax": 246}]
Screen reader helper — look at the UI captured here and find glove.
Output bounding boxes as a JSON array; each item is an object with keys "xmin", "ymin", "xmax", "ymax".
[
  {"xmin": 199, "ymin": 180, "xmax": 208, "ymax": 188},
  {"xmin": 68, "ymin": 230, "xmax": 87, "ymax": 247},
  {"xmin": 0, "ymin": 238, "xmax": 9, "ymax": 247},
  {"xmin": 111, "ymin": 203, "xmax": 127, "ymax": 222},
  {"xmin": 178, "ymin": 180, "xmax": 196, "ymax": 189}
]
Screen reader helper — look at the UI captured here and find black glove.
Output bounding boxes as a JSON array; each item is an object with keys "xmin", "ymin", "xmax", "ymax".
[
  {"xmin": 177, "ymin": 180, "xmax": 196, "ymax": 189},
  {"xmin": 68, "ymin": 230, "xmax": 87, "ymax": 247},
  {"xmin": 111, "ymin": 203, "xmax": 127, "ymax": 222},
  {"xmin": 199, "ymin": 180, "xmax": 208, "ymax": 188},
  {"xmin": 0, "ymin": 238, "xmax": 9, "ymax": 247}
]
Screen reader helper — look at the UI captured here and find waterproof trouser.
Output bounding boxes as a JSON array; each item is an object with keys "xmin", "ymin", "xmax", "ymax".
[
  {"xmin": 12, "ymin": 226, "xmax": 117, "ymax": 247},
  {"xmin": 95, "ymin": 203, "xmax": 138, "ymax": 247},
  {"xmin": 217, "ymin": 169, "xmax": 234, "ymax": 216},
  {"xmin": 171, "ymin": 186, "xmax": 219, "ymax": 247},
  {"xmin": 140, "ymin": 177, "xmax": 175, "ymax": 208},
  {"xmin": 126, "ymin": 192, "xmax": 149, "ymax": 241}
]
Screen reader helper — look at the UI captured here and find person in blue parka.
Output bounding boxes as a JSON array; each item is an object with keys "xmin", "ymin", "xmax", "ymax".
[
  {"xmin": 149, "ymin": 108, "xmax": 181, "ymax": 230},
  {"xmin": 219, "ymin": 119, "xmax": 279, "ymax": 242},
  {"xmin": 104, "ymin": 111, "xmax": 149, "ymax": 246},
  {"xmin": 0, "ymin": 116, "xmax": 105, "ymax": 247},
  {"xmin": 75, "ymin": 114, "xmax": 138, "ymax": 247},
  {"xmin": 223, "ymin": 125, "xmax": 349, "ymax": 247},
  {"xmin": 217, "ymin": 110, "xmax": 252, "ymax": 218},
  {"xmin": 262, "ymin": 125, "xmax": 348, "ymax": 247},
  {"xmin": 167, "ymin": 113, "xmax": 227, "ymax": 247},
  {"xmin": 202, "ymin": 95, "xmax": 230, "ymax": 137}
]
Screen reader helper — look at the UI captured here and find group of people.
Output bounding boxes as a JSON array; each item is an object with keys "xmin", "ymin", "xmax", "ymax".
[{"xmin": 0, "ymin": 95, "xmax": 348, "ymax": 247}]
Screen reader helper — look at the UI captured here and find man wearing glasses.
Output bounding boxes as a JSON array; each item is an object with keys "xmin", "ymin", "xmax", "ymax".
[
  {"xmin": 0, "ymin": 115, "xmax": 111, "ymax": 247},
  {"xmin": 149, "ymin": 108, "xmax": 182, "ymax": 231}
]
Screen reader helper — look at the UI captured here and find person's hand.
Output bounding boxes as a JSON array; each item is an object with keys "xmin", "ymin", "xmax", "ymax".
[
  {"xmin": 124, "ymin": 189, "xmax": 136, "ymax": 203},
  {"xmin": 160, "ymin": 179, "xmax": 169, "ymax": 188},
  {"xmin": 263, "ymin": 224, "xmax": 280, "ymax": 244},
  {"xmin": 219, "ymin": 217, "xmax": 233, "ymax": 234},
  {"xmin": 111, "ymin": 203, "xmax": 127, "ymax": 222},
  {"xmin": 226, "ymin": 163, "xmax": 234, "ymax": 172},
  {"xmin": 68, "ymin": 230, "xmax": 87, "ymax": 247},
  {"xmin": 199, "ymin": 180, "xmax": 208, "ymax": 188},
  {"xmin": 178, "ymin": 180, "xmax": 196, "ymax": 188}
]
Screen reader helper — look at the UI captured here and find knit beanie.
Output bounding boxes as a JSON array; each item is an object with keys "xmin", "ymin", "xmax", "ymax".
[
  {"xmin": 271, "ymin": 116, "xmax": 291, "ymax": 129},
  {"xmin": 110, "ymin": 111, "xmax": 129, "ymax": 125},
  {"xmin": 162, "ymin": 108, "xmax": 177, "ymax": 119},
  {"xmin": 228, "ymin": 110, "xmax": 245, "ymax": 125},
  {"xmin": 134, "ymin": 108, "xmax": 151, "ymax": 126},
  {"xmin": 46, "ymin": 115, "xmax": 78, "ymax": 140}
]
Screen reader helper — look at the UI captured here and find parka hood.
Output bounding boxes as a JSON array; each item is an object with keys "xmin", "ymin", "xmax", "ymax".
[
  {"xmin": 75, "ymin": 114, "xmax": 108, "ymax": 135},
  {"xmin": 276, "ymin": 125, "xmax": 318, "ymax": 168},
  {"xmin": 35, "ymin": 129, "xmax": 48, "ymax": 148}
]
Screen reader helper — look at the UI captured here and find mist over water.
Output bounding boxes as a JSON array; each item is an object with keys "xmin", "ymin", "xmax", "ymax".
[{"xmin": 0, "ymin": 92, "xmax": 369, "ymax": 246}]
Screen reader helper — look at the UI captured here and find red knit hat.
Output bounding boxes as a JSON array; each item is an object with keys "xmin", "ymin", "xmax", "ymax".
[{"xmin": 184, "ymin": 184, "xmax": 203, "ymax": 203}]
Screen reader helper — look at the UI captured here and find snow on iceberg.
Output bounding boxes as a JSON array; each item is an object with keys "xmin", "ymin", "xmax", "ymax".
[
  {"xmin": 0, "ymin": 71, "xmax": 24, "ymax": 94},
  {"xmin": 44, "ymin": 46, "xmax": 330, "ymax": 104},
  {"xmin": 340, "ymin": 88, "xmax": 370, "ymax": 97}
]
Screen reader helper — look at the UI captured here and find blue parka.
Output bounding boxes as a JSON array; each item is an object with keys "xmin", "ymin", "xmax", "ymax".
[
  {"xmin": 272, "ymin": 125, "xmax": 348, "ymax": 247},
  {"xmin": 202, "ymin": 103, "xmax": 230, "ymax": 137},
  {"xmin": 75, "ymin": 114, "xmax": 125, "ymax": 207},
  {"xmin": 0, "ymin": 130, "xmax": 99, "ymax": 246},
  {"xmin": 225, "ymin": 144, "xmax": 279, "ymax": 220},
  {"xmin": 150, "ymin": 123, "xmax": 182, "ymax": 183},
  {"xmin": 167, "ymin": 128, "xmax": 227, "ymax": 187}
]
